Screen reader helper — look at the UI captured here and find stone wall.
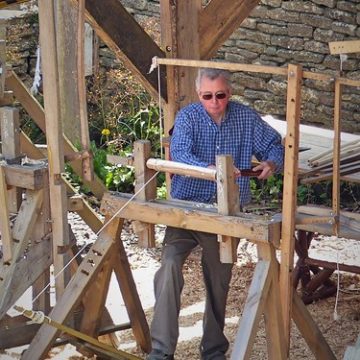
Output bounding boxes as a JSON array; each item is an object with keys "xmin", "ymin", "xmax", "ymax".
[
  {"xmin": 4, "ymin": 1, "xmax": 360, "ymax": 133},
  {"xmin": 121, "ymin": 0, "xmax": 360, "ymax": 134}
]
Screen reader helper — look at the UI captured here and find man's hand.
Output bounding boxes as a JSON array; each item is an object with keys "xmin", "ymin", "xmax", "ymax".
[{"xmin": 252, "ymin": 161, "xmax": 276, "ymax": 180}]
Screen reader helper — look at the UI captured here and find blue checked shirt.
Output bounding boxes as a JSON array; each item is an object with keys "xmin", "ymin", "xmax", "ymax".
[{"xmin": 170, "ymin": 101, "xmax": 284, "ymax": 205}]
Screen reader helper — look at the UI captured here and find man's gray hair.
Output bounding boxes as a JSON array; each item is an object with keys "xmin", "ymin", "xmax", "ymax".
[{"xmin": 195, "ymin": 68, "xmax": 232, "ymax": 92}]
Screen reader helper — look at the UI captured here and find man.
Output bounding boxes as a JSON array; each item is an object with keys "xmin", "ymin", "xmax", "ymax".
[{"xmin": 147, "ymin": 68, "xmax": 284, "ymax": 360}]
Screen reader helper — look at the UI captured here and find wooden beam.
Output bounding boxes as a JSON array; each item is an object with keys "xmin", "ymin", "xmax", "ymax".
[
  {"xmin": 100, "ymin": 192, "xmax": 281, "ymax": 244},
  {"xmin": 216, "ymin": 155, "xmax": 240, "ymax": 263},
  {"xmin": 0, "ymin": 165, "xmax": 12, "ymax": 263},
  {"xmin": 0, "ymin": 189, "xmax": 44, "ymax": 319},
  {"xmin": 230, "ymin": 260, "xmax": 272, "ymax": 359},
  {"xmin": 199, "ymin": 0, "xmax": 260, "ymax": 59},
  {"xmin": 22, "ymin": 217, "xmax": 124, "ymax": 360},
  {"xmin": 292, "ymin": 293, "xmax": 336, "ymax": 360},
  {"xmin": 72, "ymin": 0, "xmax": 167, "ymax": 101},
  {"xmin": 77, "ymin": 0, "xmax": 94, "ymax": 182},
  {"xmin": 133, "ymin": 140, "xmax": 156, "ymax": 247},
  {"xmin": 39, "ymin": 0, "xmax": 70, "ymax": 297},
  {"xmin": 329, "ymin": 40, "xmax": 360, "ymax": 55},
  {"xmin": 279, "ymin": 64, "xmax": 302, "ymax": 353},
  {"xmin": 112, "ymin": 233, "xmax": 151, "ymax": 353},
  {"xmin": 0, "ymin": 238, "xmax": 52, "ymax": 320}
]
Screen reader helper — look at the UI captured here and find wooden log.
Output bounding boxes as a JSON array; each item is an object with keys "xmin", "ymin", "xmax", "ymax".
[
  {"xmin": 100, "ymin": 192, "xmax": 281, "ymax": 244},
  {"xmin": 280, "ymin": 64, "xmax": 302, "ymax": 352},
  {"xmin": 147, "ymin": 158, "xmax": 216, "ymax": 181}
]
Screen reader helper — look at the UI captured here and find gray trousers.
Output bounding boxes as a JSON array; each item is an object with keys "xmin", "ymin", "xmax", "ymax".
[{"xmin": 150, "ymin": 227, "xmax": 234, "ymax": 359}]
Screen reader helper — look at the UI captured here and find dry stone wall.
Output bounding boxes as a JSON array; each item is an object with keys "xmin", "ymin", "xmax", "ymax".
[
  {"xmin": 121, "ymin": 0, "xmax": 360, "ymax": 133},
  {"xmin": 4, "ymin": 1, "xmax": 360, "ymax": 133}
]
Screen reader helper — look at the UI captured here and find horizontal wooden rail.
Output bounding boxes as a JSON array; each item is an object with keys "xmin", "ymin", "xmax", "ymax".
[
  {"xmin": 152, "ymin": 57, "xmax": 360, "ymax": 87},
  {"xmin": 146, "ymin": 158, "xmax": 217, "ymax": 181}
]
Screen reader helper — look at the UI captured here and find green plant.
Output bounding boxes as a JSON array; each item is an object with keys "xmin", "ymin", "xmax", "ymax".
[{"xmin": 250, "ymin": 174, "xmax": 283, "ymax": 206}]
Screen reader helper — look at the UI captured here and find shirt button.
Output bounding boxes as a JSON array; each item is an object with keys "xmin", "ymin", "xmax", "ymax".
[{"xmin": 216, "ymin": 146, "xmax": 220, "ymax": 150}]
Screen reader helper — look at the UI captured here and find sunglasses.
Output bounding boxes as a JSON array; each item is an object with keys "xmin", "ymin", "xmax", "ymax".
[{"xmin": 201, "ymin": 92, "xmax": 227, "ymax": 101}]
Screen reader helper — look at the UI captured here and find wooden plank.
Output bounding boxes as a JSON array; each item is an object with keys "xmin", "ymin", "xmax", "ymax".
[
  {"xmin": 22, "ymin": 217, "xmax": 124, "ymax": 360},
  {"xmin": 216, "ymin": 155, "xmax": 240, "ymax": 263},
  {"xmin": 133, "ymin": 140, "xmax": 156, "ymax": 247},
  {"xmin": 0, "ymin": 238, "xmax": 52, "ymax": 319},
  {"xmin": 5, "ymin": 71, "xmax": 106, "ymax": 199},
  {"xmin": 39, "ymin": 0, "xmax": 70, "ymax": 297},
  {"xmin": 257, "ymin": 243, "xmax": 286, "ymax": 360},
  {"xmin": 0, "ymin": 165, "xmax": 12, "ymax": 263},
  {"xmin": 55, "ymin": 0, "xmax": 81, "ymax": 144},
  {"xmin": 101, "ymin": 192, "xmax": 281, "ymax": 244},
  {"xmin": 0, "ymin": 189, "xmax": 43, "ymax": 319},
  {"xmin": 80, "ymin": 256, "xmax": 113, "ymax": 337},
  {"xmin": 112, "ymin": 234, "xmax": 151, "ymax": 353},
  {"xmin": 199, "ymin": 0, "xmax": 260, "ymax": 59},
  {"xmin": 0, "ymin": 106, "xmax": 22, "ymax": 211},
  {"xmin": 279, "ymin": 64, "xmax": 302, "ymax": 353},
  {"xmin": 0, "ymin": 0, "xmax": 29, "ymax": 9},
  {"xmin": 292, "ymin": 293, "xmax": 336, "ymax": 360},
  {"xmin": 72, "ymin": 0, "xmax": 167, "ymax": 100},
  {"xmin": 230, "ymin": 260, "xmax": 272, "ymax": 360},
  {"xmin": 329, "ymin": 40, "xmax": 360, "ymax": 55},
  {"xmin": 332, "ymin": 79, "xmax": 341, "ymax": 235}
]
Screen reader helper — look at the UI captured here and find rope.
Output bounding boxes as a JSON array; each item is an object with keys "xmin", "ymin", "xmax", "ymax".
[
  {"xmin": 333, "ymin": 249, "xmax": 341, "ymax": 321},
  {"xmin": 14, "ymin": 305, "xmax": 141, "ymax": 360}
]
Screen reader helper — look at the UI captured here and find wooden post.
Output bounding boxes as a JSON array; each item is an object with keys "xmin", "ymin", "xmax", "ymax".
[
  {"xmin": 38, "ymin": 0, "xmax": 71, "ymax": 297},
  {"xmin": 216, "ymin": 155, "xmax": 240, "ymax": 263},
  {"xmin": 0, "ymin": 165, "xmax": 12, "ymax": 263},
  {"xmin": 0, "ymin": 107, "xmax": 22, "ymax": 212},
  {"xmin": 55, "ymin": 0, "xmax": 81, "ymax": 145},
  {"xmin": 332, "ymin": 79, "xmax": 342, "ymax": 235},
  {"xmin": 133, "ymin": 140, "xmax": 157, "ymax": 247},
  {"xmin": 279, "ymin": 63, "xmax": 302, "ymax": 353},
  {"xmin": 77, "ymin": 0, "xmax": 94, "ymax": 182}
]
